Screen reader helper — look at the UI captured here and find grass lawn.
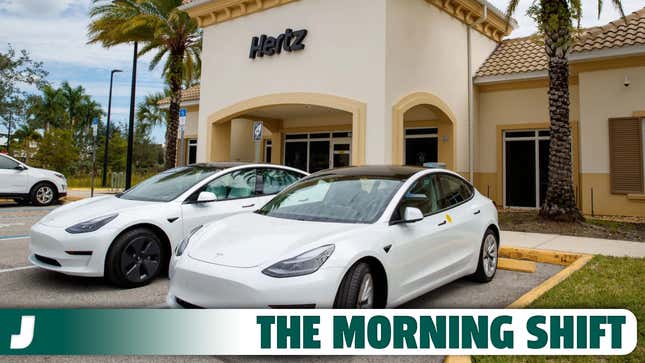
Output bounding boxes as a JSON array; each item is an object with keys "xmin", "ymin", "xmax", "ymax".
[
  {"xmin": 499, "ymin": 211, "xmax": 645, "ymax": 242},
  {"xmin": 474, "ymin": 256, "xmax": 645, "ymax": 363}
]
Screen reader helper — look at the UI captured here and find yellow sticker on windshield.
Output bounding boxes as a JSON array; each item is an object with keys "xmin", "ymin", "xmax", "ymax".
[{"xmin": 446, "ymin": 214, "xmax": 453, "ymax": 223}]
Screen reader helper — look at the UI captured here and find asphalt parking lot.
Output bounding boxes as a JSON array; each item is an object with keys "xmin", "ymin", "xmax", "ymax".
[{"xmin": 0, "ymin": 201, "xmax": 564, "ymax": 362}]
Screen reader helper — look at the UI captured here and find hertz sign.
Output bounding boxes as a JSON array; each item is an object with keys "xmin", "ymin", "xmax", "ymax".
[{"xmin": 249, "ymin": 28, "xmax": 308, "ymax": 59}]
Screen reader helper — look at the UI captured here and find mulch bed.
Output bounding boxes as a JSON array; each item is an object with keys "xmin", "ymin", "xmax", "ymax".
[{"xmin": 499, "ymin": 210, "xmax": 645, "ymax": 242}]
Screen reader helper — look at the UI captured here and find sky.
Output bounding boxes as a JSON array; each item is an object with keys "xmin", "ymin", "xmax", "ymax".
[{"xmin": 0, "ymin": 0, "xmax": 643, "ymax": 143}]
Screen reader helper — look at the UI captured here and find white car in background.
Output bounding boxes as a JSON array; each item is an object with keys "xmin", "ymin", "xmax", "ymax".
[
  {"xmin": 168, "ymin": 166, "xmax": 500, "ymax": 309},
  {"xmin": 0, "ymin": 153, "xmax": 67, "ymax": 206},
  {"xmin": 29, "ymin": 163, "xmax": 308, "ymax": 288}
]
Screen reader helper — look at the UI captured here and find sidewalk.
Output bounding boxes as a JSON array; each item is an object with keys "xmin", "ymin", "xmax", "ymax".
[
  {"xmin": 501, "ymin": 230, "xmax": 645, "ymax": 258},
  {"xmin": 63, "ymin": 189, "xmax": 117, "ymax": 202}
]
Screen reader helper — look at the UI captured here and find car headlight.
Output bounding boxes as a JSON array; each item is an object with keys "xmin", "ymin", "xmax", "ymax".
[
  {"xmin": 65, "ymin": 214, "xmax": 118, "ymax": 234},
  {"xmin": 54, "ymin": 172, "xmax": 65, "ymax": 180},
  {"xmin": 262, "ymin": 245, "xmax": 335, "ymax": 278},
  {"xmin": 175, "ymin": 225, "xmax": 203, "ymax": 257}
]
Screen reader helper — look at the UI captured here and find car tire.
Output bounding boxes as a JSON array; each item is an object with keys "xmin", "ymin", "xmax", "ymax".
[
  {"xmin": 105, "ymin": 228, "xmax": 164, "ymax": 288},
  {"xmin": 469, "ymin": 228, "xmax": 499, "ymax": 283},
  {"xmin": 334, "ymin": 262, "xmax": 375, "ymax": 309},
  {"xmin": 30, "ymin": 182, "xmax": 57, "ymax": 206}
]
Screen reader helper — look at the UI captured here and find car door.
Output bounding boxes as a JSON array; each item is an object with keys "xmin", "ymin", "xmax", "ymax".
[
  {"xmin": 0, "ymin": 155, "xmax": 27, "ymax": 194},
  {"xmin": 255, "ymin": 168, "xmax": 306, "ymax": 207},
  {"xmin": 180, "ymin": 168, "xmax": 259, "ymax": 234},
  {"xmin": 385, "ymin": 174, "xmax": 455, "ymax": 303},
  {"xmin": 433, "ymin": 173, "xmax": 479, "ymax": 275}
]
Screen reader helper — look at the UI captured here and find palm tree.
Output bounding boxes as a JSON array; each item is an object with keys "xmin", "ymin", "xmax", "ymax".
[
  {"xmin": 12, "ymin": 123, "xmax": 42, "ymax": 163},
  {"xmin": 137, "ymin": 91, "xmax": 169, "ymax": 135},
  {"xmin": 29, "ymin": 85, "xmax": 66, "ymax": 131},
  {"xmin": 60, "ymin": 81, "xmax": 87, "ymax": 128},
  {"xmin": 88, "ymin": 0, "xmax": 202, "ymax": 170},
  {"xmin": 505, "ymin": 0, "xmax": 625, "ymax": 222}
]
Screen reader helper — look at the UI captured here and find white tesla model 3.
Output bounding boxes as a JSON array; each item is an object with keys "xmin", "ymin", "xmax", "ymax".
[
  {"xmin": 168, "ymin": 166, "xmax": 499, "ymax": 308},
  {"xmin": 29, "ymin": 163, "xmax": 307, "ymax": 288}
]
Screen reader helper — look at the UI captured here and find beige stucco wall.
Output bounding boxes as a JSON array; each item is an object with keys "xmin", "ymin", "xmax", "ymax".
[
  {"xmin": 385, "ymin": 0, "xmax": 498, "ymax": 171},
  {"xmin": 578, "ymin": 66, "xmax": 645, "ymax": 173},
  {"xmin": 183, "ymin": 105, "xmax": 200, "ymax": 137},
  {"xmin": 578, "ymin": 65, "xmax": 645, "ymax": 216},
  {"xmin": 282, "ymin": 112, "xmax": 353, "ymax": 130},
  {"xmin": 197, "ymin": 0, "xmax": 388, "ymax": 164},
  {"xmin": 476, "ymin": 85, "xmax": 580, "ymax": 173},
  {"xmin": 229, "ymin": 118, "xmax": 255, "ymax": 162}
]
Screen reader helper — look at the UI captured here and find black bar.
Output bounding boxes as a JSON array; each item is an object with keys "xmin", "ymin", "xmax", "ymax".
[
  {"xmin": 102, "ymin": 70, "xmax": 120, "ymax": 187},
  {"xmin": 125, "ymin": 42, "xmax": 138, "ymax": 190}
]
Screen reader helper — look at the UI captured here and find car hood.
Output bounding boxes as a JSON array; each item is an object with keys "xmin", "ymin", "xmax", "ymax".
[
  {"xmin": 39, "ymin": 196, "xmax": 158, "ymax": 228},
  {"xmin": 188, "ymin": 213, "xmax": 364, "ymax": 268},
  {"xmin": 28, "ymin": 166, "xmax": 62, "ymax": 178}
]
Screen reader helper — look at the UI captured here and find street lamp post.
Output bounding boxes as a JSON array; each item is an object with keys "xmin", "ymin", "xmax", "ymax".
[
  {"xmin": 125, "ymin": 41, "xmax": 138, "ymax": 190},
  {"xmin": 102, "ymin": 69, "xmax": 122, "ymax": 187}
]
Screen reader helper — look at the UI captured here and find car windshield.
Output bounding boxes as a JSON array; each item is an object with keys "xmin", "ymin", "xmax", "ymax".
[
  {"xmin": 257, "ymin": 175, "xmax": 404, "ymax": 224},
  {"xmin": 119, "ymin": 166, "xmax": 222, "ymax": 202}
]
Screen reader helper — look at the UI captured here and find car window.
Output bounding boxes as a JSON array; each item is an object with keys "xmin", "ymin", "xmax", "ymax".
[
  {"xmin": 398, "ymin": 175, "xmax": 440, "ymax": 216},
  {"xmin": 0, "ymin": 155, "xmax": 19, "ymax": 169},
  {"xmin": 258, "ymin": 176, "xmax": 403, "ymax": 224},
  {"xmin": 119, "ymin": 166, "xmax": 222, "ymax": 202},
  {"xmin": 203, "ymin": 168, "xmax": 257, "ymax": 200},
  {"xmin": 435, "ymin": 174, "xmax": 474, "ymax": 209},
  {"xmin": 260, "ymin": 169, "xmax": 304, "ymax": 195}
]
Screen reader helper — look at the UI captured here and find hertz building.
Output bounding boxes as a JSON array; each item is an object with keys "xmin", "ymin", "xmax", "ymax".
[{"xmin": 165, "ymin": 0, "xmax": 645, "ymax": 217}]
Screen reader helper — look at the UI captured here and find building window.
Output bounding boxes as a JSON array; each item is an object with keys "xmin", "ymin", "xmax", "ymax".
[
  {"xmin": 405, "ymin": 128, "xmax": 438, "ymax": 166},
  {"xmin": 503, "ymin": 130, "xmax": 550, "ymax": 208},
  {"xmin": 188, "ymin": 139, "xmax": 197, "ymax": 165},
  {"xmin": 283, "ymin": 131, "xmax": 351, "ymax": 173},
  {"xmin": 608, "ymin": 118, "xmax": 644, "ymax": 194}
]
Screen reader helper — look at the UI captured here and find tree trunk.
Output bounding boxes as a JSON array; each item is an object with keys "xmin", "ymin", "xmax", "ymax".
[
  {"xmin": 539, "ymin": 0, "xmax": 583, "ymax": 222},
  {"xmin": 164, "ymin": 50, "xmax": 184, "ymax": 170}
]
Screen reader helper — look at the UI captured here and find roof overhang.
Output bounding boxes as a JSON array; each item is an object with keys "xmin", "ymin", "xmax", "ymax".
[
  {"xmin": 426, "ymin": 0, "xmax": 517, "ymax": 42},
  {"xmin": 182, "ymin": 0, "xmax": 516, "ymax": 42},
  {"xmin": 180, "ymin": 0, "xmax": 299, "ymax": 28},
  {"xmin": 158, "ymin": 99, "xmax": 201, "ymax": 110},
  {"xmin": 474, "ymin": 44, "xmax": 645, "ymax": 85}
]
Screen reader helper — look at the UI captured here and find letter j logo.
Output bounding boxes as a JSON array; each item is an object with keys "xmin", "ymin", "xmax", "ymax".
[{"xmin": 11, "ymin": 316, "xmax": 35, "ymax": 350}]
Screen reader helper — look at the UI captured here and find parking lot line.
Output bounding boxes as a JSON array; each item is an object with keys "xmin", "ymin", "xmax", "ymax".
[
  {"xmin": 0, "ymin": 265, "xmax": 36, "ymax": 274},
  {"xmin": 0, "ymin": 235, "xmax": 30, "ymax": 241}
]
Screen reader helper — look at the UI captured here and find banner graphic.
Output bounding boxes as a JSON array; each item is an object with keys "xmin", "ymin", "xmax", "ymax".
[{"xmin": 0, "ymin": 309, "xmax": 636, "ymax": 356}]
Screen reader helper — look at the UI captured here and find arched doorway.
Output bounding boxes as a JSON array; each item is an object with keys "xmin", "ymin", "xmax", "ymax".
[
  {"xmin": 206, "ymin": 93, "xmax": 367, "ymax": 171},
  {"xmin": 392, "ymin": 92, "xmax": 456, "ymax": 169}
]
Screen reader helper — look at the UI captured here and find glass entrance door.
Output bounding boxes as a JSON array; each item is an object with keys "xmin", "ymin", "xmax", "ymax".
[
  {"xmin": 405, "ymin": 128, "xmax": 439, "ymax": 166},
  {"xmin": 284, "ymin": 131, "xmax": 352, "ymax": 173},
  {"xmin": 504, "ymin": 130, "xmax": 550, "ymax": 208},
  {"xmin": 332, "ymin": 137, "xmax": 351, "ymax": 168}
]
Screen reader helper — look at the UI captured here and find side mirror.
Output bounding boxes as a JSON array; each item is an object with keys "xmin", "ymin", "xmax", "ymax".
[
  {"xmin": 14, "ymin": 165, "xmax": 27, "ymax": 171},
  {"xmin": 197, "ymin": 191, "xmax": 217, "ymax": 203},
  {"xmin": 403, "ymin": 207, "xmax": 424, "ymax": 224}
]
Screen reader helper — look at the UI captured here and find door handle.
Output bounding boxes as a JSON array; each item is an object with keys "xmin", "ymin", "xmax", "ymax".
[
  {"xmin": 242, "ymin": 204, "xmax": 256, "ymax": 209},
  {"xmin": 473, "ymin": 210, "xmax": 481, "ymax": 215},
  {"xmin": 438, "ymin": 221, "xmax": 447, "ymax": 226}
]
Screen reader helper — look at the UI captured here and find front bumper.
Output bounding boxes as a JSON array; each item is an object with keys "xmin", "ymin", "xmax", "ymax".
[
  {"xmin": 168, "ymin": 256, "xmax": 344, "ymax": 309},
  {"xmin": 29, "ymin": 222, "xmax": 115, "ymax": 277}
]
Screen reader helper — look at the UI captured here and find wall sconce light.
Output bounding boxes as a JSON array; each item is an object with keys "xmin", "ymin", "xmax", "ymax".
[{"xmin": 624, "ymin": 75, "xmax": 631, "ymax": 88}]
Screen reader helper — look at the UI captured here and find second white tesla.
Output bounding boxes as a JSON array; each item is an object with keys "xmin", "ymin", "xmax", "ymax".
[
  {"xmin": 29, "ymin": 163, "xmax": 307, "ymax": 288},
  {"xmin": 168, "ymin": 166, "xmax": 499, "ymax": 308}
]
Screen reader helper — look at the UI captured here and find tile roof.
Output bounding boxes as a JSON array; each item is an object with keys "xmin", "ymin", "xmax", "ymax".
[
  {"xmin": 476, "ymin": 7, "xmax": 645, "ymax": 78},
  {"xmin": 158, "ymin": 85, "xmax": 200, "ymax": 105}
]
